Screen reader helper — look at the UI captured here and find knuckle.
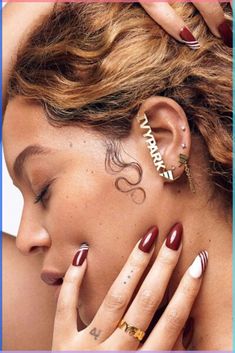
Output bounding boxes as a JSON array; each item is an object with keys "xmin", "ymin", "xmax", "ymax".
[
  {"xmin": 165, "ymin": 309, "xmax": 183, "ymax": 331},
  {"xmin": 56, "ymin": 298, "xmax": 69, "ymax": 317},
  {"xmin": 137, "ymin": 289, "xmax": 157, "ymax": 313},
  {"xmin": 206, "ymin": 6, "xmax": 222, "ymax": 17},
  {"xmin": 158, "ymin": 252, "xmax": 176, "ymax": 267},
  {"xmin": 104, "ymin": 290, "xmax": 127, "ymax": 311},
  {"xmin": 181, "ymin": 281, "xmax": 197, "ymax": 300},
  {"xmin": 129, "ymin": 251, "xmax": 146, "ymax": 270}
]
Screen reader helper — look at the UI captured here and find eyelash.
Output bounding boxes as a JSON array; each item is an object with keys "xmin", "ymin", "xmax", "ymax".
[{"xmin": 34, "ymin": 184, "xmax": 50, "ymax": 205}]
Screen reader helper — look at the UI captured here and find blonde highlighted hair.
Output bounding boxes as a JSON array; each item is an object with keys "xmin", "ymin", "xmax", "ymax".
[{"xmin": 9, "ymin": 2, "xmax": 232, "ymax": 204}]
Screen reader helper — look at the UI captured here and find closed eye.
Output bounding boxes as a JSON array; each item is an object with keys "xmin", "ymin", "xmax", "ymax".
[{"xmin": 34, "ymin": 184, "xmax": 50, "ymax": 204}]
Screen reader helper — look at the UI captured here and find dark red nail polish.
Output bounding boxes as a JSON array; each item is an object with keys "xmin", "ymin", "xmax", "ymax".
[
  {"xmin": 180, "ymin": 26, "xmax": 200, "ymax": 50},
  {"xmin": 182, "ymin": 317, "xmax": 194, "ymax": 349},
  {"xmin": 138, "ymin": 226, "xmax": 158, "ymax": 253},
  {"xmin": 165, "ymin": 223, "xmax": 182, "ymax": 251},
  {"xmin": 218, "ymin": 20, "xmax": 232, "ymax": 48},
  {"xmin": 72, "ymin": 244, "xmax": 89, "ymax": 266}
]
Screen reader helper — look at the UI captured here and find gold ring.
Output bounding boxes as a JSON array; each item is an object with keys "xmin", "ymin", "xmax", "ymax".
[{"xmin": 118, "ymin": 319, "xmax": 145, "ymax": 342}]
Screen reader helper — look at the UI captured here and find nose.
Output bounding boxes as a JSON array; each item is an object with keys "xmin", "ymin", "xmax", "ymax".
[{"xmin": 16, "ymin": 204, "xmax": 51, "ymax": 255}]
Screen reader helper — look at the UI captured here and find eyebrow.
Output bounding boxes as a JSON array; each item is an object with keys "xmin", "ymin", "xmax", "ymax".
[{"xmin": 13, "ymin": 144, "xmax": 54, "ymax": 179}]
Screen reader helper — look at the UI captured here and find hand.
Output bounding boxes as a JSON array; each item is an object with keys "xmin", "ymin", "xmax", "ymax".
[
  {"xmin": 52, "ymin": 224, "xmax": 208, "ymax": 350},
  {"xmin": 140, "ymin": 1, "xmax": 232, "ymax": 49}
]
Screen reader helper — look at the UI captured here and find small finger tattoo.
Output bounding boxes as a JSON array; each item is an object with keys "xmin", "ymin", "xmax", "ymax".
[{"xmin": 89, "ymin": 327, "xmax": 101, "ymax": 341}]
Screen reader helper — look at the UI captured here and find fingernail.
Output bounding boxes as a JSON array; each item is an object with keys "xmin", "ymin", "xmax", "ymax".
[
  {"xmin": 72, "ymin": 244, "xmax": 89, "ymax": 266},
  {"xmin": 138, "ymin": 226, "xmax": 158, "ymax": 253},
  {"xmin": 183, "ymin": 317, "xmax": 194, "ymax": 349},
  {"xmin": 165, "ymin": 223, "xmax": 183, "ymax": 251},
  {"xmin": 189, "ymin": 250, "xmax": 208, "ymax": 278},
  {"xmin": 218, "ymin": 20, "xmax": 232, "ymax": 48},
  {"xmin": 180, "ymin": 26, "xmax": 200, "ymax": 50}
]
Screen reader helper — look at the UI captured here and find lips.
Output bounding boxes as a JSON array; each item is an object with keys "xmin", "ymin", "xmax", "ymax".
[{"xmin": 41, "ymin": 271, "xmax": 64, "ymax": 286}]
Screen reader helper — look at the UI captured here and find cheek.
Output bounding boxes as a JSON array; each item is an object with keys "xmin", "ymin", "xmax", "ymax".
[
  {"xmin": 46, "ymin": 167, "xmax": 156, "ymax": 324},
  {"xmin": 47, "ymin": 169, "xmax": 143, "ymax": 243}
]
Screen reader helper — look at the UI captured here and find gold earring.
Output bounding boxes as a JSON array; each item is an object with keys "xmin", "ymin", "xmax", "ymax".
[
  {"xmin": 136, "ymin": 113, "xmax": 176, "ymax": 181},
  {"xmin": 179, "ymin": 154, "xmax": 196, "ymax": 193}
]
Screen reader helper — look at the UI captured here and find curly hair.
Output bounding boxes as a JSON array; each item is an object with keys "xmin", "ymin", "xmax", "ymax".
[{"xmin": 8, "ymin": 2, "xmax": 232, "ymax": 206}]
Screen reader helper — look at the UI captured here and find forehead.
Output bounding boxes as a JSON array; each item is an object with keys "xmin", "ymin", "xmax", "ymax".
[{"xmin": 2, "ymin": 96, "xmax": 88, "ymax": 175}]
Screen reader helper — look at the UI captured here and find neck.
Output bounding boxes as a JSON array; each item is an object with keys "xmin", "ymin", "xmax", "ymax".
[{"xmin": 169, "ymin": 201, "xmax": 232, "ymax": 350}]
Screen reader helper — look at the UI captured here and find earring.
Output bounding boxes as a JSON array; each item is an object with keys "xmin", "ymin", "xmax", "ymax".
[
  {"xmin": 136, "ymin": 113, "xmax": 176, "ymax": 181},
  {"xmin": 179, "ymin": 154, "xmax": 196, "ymax": 193}
]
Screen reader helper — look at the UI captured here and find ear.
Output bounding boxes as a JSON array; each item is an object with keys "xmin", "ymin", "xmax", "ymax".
[{"xmin": 133, "ymin": 96, "xmax": 191, "ymax": 183}]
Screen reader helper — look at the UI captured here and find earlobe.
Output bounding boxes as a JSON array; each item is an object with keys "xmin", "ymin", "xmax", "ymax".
[{"xmin": 135, "ymin": 96, "xmax": 195, "ymax": 192}]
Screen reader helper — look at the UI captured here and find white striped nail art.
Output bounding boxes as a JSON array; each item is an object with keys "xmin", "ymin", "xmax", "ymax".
[
  {"xmin": 182, "ymin": 40, "xmax": 200, "ymax": 50},
  {"xmin": 180, "ymin": 27, "xmax": 200, "ymax": 50},
  {"xmin": 189, "ymin": 250, "xmax": 208, "ymax": 279},
  {"xmin": 79, "ymin": 243, "xmax": 89, "ymax": 251}
]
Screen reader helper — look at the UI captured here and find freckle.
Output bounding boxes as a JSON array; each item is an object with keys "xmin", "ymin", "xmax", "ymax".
[
  {"xmin": 83, "ymin": 140, "xmax": 86, "ymax": 144},
  {"xmin": 91, "ymin": 170, "xmax": 94, "ymax": 174},
  {"xmin": 128, "ymin": 275, "xmax": 131, "ymax": 278},
  {"xmin": 131, "ymin": 270, "xmax": 134, "ymax": 273},
  {"xmin": 177, "ymin": 189, "xmax": 181, "ymax": 194},
  {"xmin": 124, "ymin": 282, "xmax": 126, "ymax": 284},
  {"xmin": 209, "ymin": 239, "xmax": 211, "ymax": 242},
  {"xmin": 69, "ymin": 142, "xmax": 73, "ymax": 148}
]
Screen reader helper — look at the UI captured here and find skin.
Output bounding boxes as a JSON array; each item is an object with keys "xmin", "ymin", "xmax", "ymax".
[
  {"xmin": 2, "ymin": 232, "xmax": 86, "ymax": 350},
  {"xmin": 2, "ymin": 232, "xmax": 56, "ymax": 350},
  {"xmin": 3, "ymin": 95, "xmax": 232, "ymax": 349},
  {"xmin": 2, "ymin": 2, "xmax": 232, "ymax": 350}
]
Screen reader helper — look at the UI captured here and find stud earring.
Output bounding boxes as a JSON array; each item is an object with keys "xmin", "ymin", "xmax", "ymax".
[
  {"xmin": 179, "ymin": 153, "xmax": 196, "ymax": 193},
  {"xmin": 181, "ymin": 126, "xmax": 186, "ymax": 132},
  {"xmin": 181, "ymin": 143, "xmax": 187, "ymax": 149},
  {"xmin": 136, "ymin": 113, "xmax": 176, "ymax": 181}
]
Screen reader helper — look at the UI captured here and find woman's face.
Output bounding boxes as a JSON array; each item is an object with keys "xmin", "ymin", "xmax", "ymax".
[{"xmin": 3, "ymin": 96, "xmax": 164, "ymax": 325}]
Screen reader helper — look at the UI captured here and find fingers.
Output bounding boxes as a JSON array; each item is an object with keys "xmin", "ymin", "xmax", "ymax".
[
  {"xmin": 141, "ymin": 1, "xmax": 232, "ymax": 49},
  {"xmin": 110, "ymin": 223, "xmax": 183, "ymax": 350},
  {"xmin": 53, "ymin": 245, "xmax": 88, "ymax": 340},
  {"xmin": 86, "ymin": 227, "xmax": 158, "ymax": 342},
  {"xmin": 193, "ymin": 1, "xmax": 232, "ymax": 47},
  {"xmin": 142, "ymin": 251, "xmax": 208, "ymax": 350},
  {"xmin": 140, "ymin": 2, "xmax": 200, "ymax": 50}
]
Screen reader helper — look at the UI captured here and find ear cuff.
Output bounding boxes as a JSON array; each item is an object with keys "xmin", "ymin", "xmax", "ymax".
[{"xmin": 136, "ymin": 113, "xmax": 195, "ymax": 192}]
